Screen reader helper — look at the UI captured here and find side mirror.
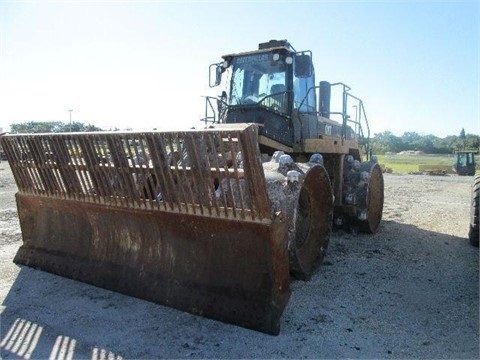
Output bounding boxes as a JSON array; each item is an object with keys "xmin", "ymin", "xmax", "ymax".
[
  {"xmin": 209, "ymin": 63, "xmax": 223, "ymax": 87},
  {"xmin": 294, "ymin": 53, "xmax": 312, "ymax": 78}
]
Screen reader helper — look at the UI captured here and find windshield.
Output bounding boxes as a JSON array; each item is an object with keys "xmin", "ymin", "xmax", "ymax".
[
  {"xmin": 455, "ymin": 153, "xmax": 473, "ymax": 166},
  {"xmin": 229, "ymin": 53, "xmax": 288, "ymax": 111}
]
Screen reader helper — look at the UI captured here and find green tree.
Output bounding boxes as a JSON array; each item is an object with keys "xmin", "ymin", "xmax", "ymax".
[
  {"xmin": 370, "ymin": 131, "xmax": 404, "ymax": 154},
  {"xmin": 431, "ymin": 136, "xmax": 452, "ymax": 154},
  {"xmin": 401, "ymin": 132, "xmax": 425, "ymax": 151},
  {"xmin": 370, "ymin": 132, "xmax": 479, "ymax": 155},
  {"xmin": 464, "ymin": 133, "xmax": 480, "ymax": 151},
  {"xmin": 10, "ymin": 121, "xmax": 102, "ymax": 134}
]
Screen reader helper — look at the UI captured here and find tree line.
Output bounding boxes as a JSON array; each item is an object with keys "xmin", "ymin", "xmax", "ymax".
[
  {"xmin": 9, "ymin": 121, "xmax": 102, "ymax": 134},
  {"xmin": 369, "ymin": 129, "xmax": 479, "ymax": 155},
  {"xmin": 7, "ymin": 121, "xmax": 479, "ymax": 155}
]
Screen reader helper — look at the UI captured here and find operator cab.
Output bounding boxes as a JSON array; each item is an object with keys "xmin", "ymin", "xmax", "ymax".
[
  {"xmin": 453, "ymin": 151, "xmax": 476, "ymax": 176},
  {"xmin": 220, "ymin": 40, "xmax": 315, "ymax": 113},
  {"xmin": 204, "ymin": 40, "xmax": 367, "ymax": 155}
]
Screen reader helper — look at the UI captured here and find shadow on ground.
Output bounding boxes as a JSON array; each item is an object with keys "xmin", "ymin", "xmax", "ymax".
[{"xmin": 1, "ymin": 220, "xmax": 478, "ymax": 359}]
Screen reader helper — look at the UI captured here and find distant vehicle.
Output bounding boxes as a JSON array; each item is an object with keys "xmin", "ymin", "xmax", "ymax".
[{"xmin": 452, "ymin": 151, "xmax": 476, "ymax": 176}]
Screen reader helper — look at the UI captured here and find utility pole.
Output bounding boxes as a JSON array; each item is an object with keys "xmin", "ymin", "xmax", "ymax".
[{"xmin": 68, "ymin": 109, "xmax": 73, "ymax": 132}]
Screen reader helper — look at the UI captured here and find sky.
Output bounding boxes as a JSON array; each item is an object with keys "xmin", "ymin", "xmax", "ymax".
[{"xmin": 0, "ymin": 0, "xmax": 478, "ymax": 138}]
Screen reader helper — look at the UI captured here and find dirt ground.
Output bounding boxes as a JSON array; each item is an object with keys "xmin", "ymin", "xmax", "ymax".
[{"xmin": 0, "ymin": 159, "xmax": 478, "ymax": 359}]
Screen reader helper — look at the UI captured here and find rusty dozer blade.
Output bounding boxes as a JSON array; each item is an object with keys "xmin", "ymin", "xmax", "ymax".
[{"xmin": 1, "ymin": 124, "xmax": 290, "ymax": 335}]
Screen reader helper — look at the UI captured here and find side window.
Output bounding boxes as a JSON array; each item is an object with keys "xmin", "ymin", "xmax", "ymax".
[{"xmin": 293, "ymin": 72, "xmax": 315, "ymax": 112}]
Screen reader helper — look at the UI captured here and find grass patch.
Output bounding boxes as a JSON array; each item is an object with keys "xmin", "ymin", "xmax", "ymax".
[{"xmin": 376, "ymin": 154, "xmax": 456, "ymax": 174}]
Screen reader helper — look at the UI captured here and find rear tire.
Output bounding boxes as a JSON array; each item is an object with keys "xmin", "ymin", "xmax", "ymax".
[{"xmin": 469, "ymin": 175, "xmax": 479, "ymax": 247}]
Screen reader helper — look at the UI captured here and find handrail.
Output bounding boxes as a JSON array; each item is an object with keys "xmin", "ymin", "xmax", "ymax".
[
  {"xmin": 343, "ymin": 91, "xmax": 371, "ymax": 159},
  {"xmin": 298, "ymin": 82, "xmax": 372, "ymax": 159},
  {"xmin": 201, "ymin": 96, "xmax": 217, "ymax": 124},
  {"xmin": 201, "ymin": 96, "xmax": 230, "ymax": 125}
]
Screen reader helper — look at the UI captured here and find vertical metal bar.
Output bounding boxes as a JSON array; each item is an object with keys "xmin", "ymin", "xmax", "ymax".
[
  {"xmin": 96, "ymin": 134, "xmax": 116, "ymax": 203},
  {"xmin": 99, "ymin": 135, "xmax": 117, "ymax": 203},
  {"xmin": 165, "ymin": 133, "xmax": 190, "ymax": 214},
  {"xmin": 144, "ymin": 133, "xmax": 168, "ymax": 211},
  {"xmin": 149, "ymin": 133, "xmax": 179, "ymax": 210},
  {"xmin": 134, "ymin": 134, "xmax": 151, "ymax": 208},
  {"xmin": 26, "ymin": 137, "xmax": 53, "ymax": 195},
  {"xmin": 86, "ymin": 136, "xmax": 109, "ymax": 202},
  {"xmin": 106, "ymin": 136, "xmax": 133, "ymax": 208},
  {"xmin": 2, "ymin": 137, "xmax": 30, "ymax": 192},
  {"xmin": 227, "ymin": 132, "xmax": 247, "ymax": 219},
  {"xmin": 14, "ymin": 138, "xmax": 32, "ymax": 192},
  {"xmin": 123, "ymin": 135, "xmax": 142, "ymax": 208},
  {"xmin": 52, "ymin": 135, "xmax": 83, "ymax": 198},
  {"xmin": 36, "ymin": 136, "xmax": 62, "ymax": 195},
  {"xmin": 183, "ymin": 132, "xmax": 207, "ymax": 215},
  {"xmin": 142, "ymin": 134, "xmax": 158, "ymax": 203},
  {"xmin": 23, "ymin": 137, "xmax": 44, "ymax": 194},
  {"xmin": 238, "ymin": 126, "xmax": 270, "ymax": 220},
  {"xmin": 135, "ymin": 135, "xmax": 150, "ymax": 206},
  {"xmin": 194, "ymin": 131, "xmax": 218, "ymax": 216},
  {"xmin": 47, "ymin": 135, "xmax": 68, "ymax": 199},
  {"xmin": 215, "ymin": 132, "xmax": 236, "ymax": 218},
  {"xmin": 78, "ymin": 136, "xmax": 103, "ymax": 202},
  {"xmin": 69, "ymin": 138, "xmax": 90, "ymax": 199},
  {"xmin": 140, "ymin": 135, "xmax": 156, "ymax": 209},
  {"xmin": 176, "ymin": 133, "xmax": 197, "ymax": 213},
  {"xmin": 128, "ymin": 135, "xmax": 143, "ymax": 208},
  {"xmin": 24, "ymin": 137, "xmax": 45, "ymax": 194},
  {"xmin": 86, "ymin": 136, "xmax": 106, "ymax": 201},
  {"xmin": 206, "ymin": 133, "xmax": 224, "ymax": 216},
  {"xmin": 96, "ymin": 134, "xmax": 119, "ymax": 207}
]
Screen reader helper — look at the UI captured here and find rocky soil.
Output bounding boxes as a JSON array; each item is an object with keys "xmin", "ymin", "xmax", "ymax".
[{"xmin": 0, "ymin": 160, "xmax": 478, "ymax": 359}]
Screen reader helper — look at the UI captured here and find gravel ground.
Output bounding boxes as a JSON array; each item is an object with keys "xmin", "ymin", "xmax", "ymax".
[{"xmin": 0, "ymin": 160, "xmax": 478, "ymax": 359}]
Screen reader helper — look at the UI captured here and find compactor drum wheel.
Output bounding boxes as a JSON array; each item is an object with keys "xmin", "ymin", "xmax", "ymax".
[
  {"xmin": 358, "ymin": 162, "xmax": 384, "ymax": 233},
  {"xmin": 469, "ymin": 175, "xmax": 479, "ymax": 247},
  {"xmin": 288, "ymin": 166, "xmax": 333, "ymax": 279},
  {"xmin": 342, "ymin": 156, "xmax": 384, "ymax": 233},
  {"xmin": 263, "ymin": 152, "xmax": 333, "ymax": 280}
]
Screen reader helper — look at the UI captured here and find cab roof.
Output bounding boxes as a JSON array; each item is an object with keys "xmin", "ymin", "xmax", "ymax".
[{"xmin": 221, "ymin": 39, "xmax": 295, "ymax": 60}]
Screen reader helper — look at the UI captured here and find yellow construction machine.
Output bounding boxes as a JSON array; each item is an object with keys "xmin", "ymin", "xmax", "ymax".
[{"xmin": 1, "ymin": 40, "xmax": 384, "ymax": 335}]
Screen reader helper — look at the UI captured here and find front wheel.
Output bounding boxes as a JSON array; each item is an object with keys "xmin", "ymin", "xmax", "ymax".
[{"xmin": 289, "ymin": 165, "xmax": 333, "ymax": 280}]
